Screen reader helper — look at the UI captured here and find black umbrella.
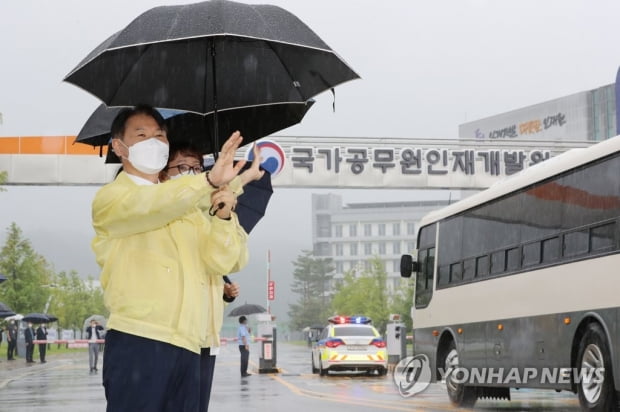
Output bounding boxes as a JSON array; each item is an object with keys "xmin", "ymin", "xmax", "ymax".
[
  {"xmin": 64, "ymin": 0, "xmax": 359, "ymax": 152},
  {"xmin": 22, "ymin": 313, "xmax": 51, "ymax": 324},
  {"xmin": 75, "ymin": 100, "xmax": 314, "ymax": 158},
  {"xmin": 227, "ymin": 303, "xmax": 267, "ymax": 317},
  {"xmin": 0, "ymin": 273, "xmax": 7, "ymax": 284},
  {"xmin": 45, "ymin": 314, "xmax": 59, "ymax": 323},
  {"xmin": 0, "ymin": 302, "xmax": 16, "ymax": 319}
]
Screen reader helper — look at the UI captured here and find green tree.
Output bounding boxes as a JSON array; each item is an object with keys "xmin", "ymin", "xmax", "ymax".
[
  {"xmin": 287, "ymin": 250, "xmax": 334, "ymax": 330},
  {"xmin": 0, "ymin": 223, "xmax": 52, "ymax": 313},
  {"xmin": 49, "ymin": 271, "xmax": 107, "ymax": 330},
  {"xmin": 0, "ymin": 170, "xmax": 6, "ymax": 192},
  {"xmin": 390, "ymin": 277, "xmax": 415, "ymax": 332},
  {"xmin": 331, "ymin": 257, "xmax": 391, "ymax": 334}
]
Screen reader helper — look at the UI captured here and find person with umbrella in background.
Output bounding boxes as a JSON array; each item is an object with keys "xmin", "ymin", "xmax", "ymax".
[
  {"xmin": 6, "ymin": 319, "xmax": 17, "ymax": 361},
  {"xmin": 92, "ymin": 105, "xmax": 249, "ymax": 412},
  {"xmin": 160, "ymin": 140, "xmax": 263, "ymax": 412},
  {"xmin": 237, "ymin": 316, "xmax": 252, "ymax": 377},
  {"xmin": 36, "ymin": 323, "xmax": 48, "ymax": 363},
  {"xmin": 24, "ymin": 322, "xmax": 35, "ymax": 364}
]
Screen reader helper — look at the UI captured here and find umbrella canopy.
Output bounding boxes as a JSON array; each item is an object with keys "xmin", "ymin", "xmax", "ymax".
[
  {"xmin": 64, "ymin": 0, "xmax": 359, "ymax": 150},
  {"xmin": 64, "ymin": 0, "xmax": 358, "ymax": 114},
  {"xmin": 4, "ymin": 314, "xmax": 23, "ymax": 321},
  {"xmin": 0, "ymin": 302, "xmax": 16, "ymax": 319},
  {"xmin": 227, "ymin": 303, "xmax": 267, "ymax": 317},
  {"xmin": 45, "ymin": 314, "xmax": 59, "ymax": 323},
  {"xmin": 0, "ymin": 273, "xmax": 7, "ymax": 284},
  {"xmin": 83, "ymin": 314, "xmax": 107, "ymax": 331},
  {"xmin": 76, "ymin": 100, "xmax": 314, "ymax": 157},
  {"xmin": 22, "ymin": 313, "xmax": 52, "ymax": 324}
]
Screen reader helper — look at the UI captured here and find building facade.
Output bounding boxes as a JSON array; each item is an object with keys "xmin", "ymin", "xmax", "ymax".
[
  {"xmin": 459, "ymin": 83, "xmax": 616, "ymax": 142},
  {"xmin": 311, "ymin": 193, "xmax": 452, "ymax": 292}
]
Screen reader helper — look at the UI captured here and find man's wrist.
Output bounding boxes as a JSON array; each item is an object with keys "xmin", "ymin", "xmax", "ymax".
[{"xmin": 205, "ymin": 171, "xmax": 220, "ymax": 189}]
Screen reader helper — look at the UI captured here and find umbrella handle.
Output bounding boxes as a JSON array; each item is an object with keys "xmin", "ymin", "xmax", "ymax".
[{"xmin": 223, "ymin": 276, "xmax": 231, "ymax": 284}]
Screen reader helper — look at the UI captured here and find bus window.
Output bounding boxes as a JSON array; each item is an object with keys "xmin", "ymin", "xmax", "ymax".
[
  {"xmin": 450, "ymin": 262, "xmax": 462, "ymax": 283},
  {"xmin": 463, "ymin": 258, "xmax": 475, "ymax": 281},
  {"xmin": 475, "ymin": 255, "xmax": 489, "ymax": 277},
  {"xmin": 591, "ymin": 221, "xmax": 616, "ymax": 252},
  {"xmin": 542, "ymin": 237, "xmax": 560, "ymax": 263},
  {"xmin": 506, "ymin": 247, "xmax": 521, "ymax": 272},
  {"xmin": 415, "ymin": 223, "xmax": 436, "ymax": 308},
  {"xmin": 522, "ymin": 242, "xmax": 541, "ymax": 267},
  {"xmin": 563, "ymin": 229, "xmax": 589, "ymax": 257},
  {"xmin": 491, "ymin": 250, "xmax": 505, "ymax": 275}
]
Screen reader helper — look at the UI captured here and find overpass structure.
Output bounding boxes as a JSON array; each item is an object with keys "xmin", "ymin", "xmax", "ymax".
[{"xmin": 0, "ymin": 135, "xmax": 593, "ymax": 188}]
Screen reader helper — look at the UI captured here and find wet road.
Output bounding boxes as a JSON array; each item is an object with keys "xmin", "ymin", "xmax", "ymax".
[{"xmin": 0, "ymin": 343, "xmax": 582, "ymax": 411}]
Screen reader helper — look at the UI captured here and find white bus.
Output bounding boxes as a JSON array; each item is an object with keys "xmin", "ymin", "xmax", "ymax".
[{"xmin": 401, "ymin": 136, "xmax": 620, "ymax": 411}]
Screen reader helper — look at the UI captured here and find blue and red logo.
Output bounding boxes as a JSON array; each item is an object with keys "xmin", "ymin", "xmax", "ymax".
[{"xmin": 245, "ymin": 139, "xmax": 285, "ymax": 177}]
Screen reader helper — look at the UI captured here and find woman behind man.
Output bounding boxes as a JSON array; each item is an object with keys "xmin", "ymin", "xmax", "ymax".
[{"xmin": 160, "ymin": 140, "xmax": 264, "ymax": 412}]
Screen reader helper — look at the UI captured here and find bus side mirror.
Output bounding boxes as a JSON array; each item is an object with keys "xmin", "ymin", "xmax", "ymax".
[{"xmin": 400, "ymin": 255, "xmax": 419, "ymax": 278}]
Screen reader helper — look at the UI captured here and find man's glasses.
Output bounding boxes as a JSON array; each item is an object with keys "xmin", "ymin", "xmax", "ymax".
[{"xmin": 166, "ymin": 164, "xmax": 204, "ymax": 175}]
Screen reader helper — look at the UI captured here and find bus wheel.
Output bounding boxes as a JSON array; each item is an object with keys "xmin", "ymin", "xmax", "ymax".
[
  {"xmin": 444, "ymin": 341, "xmax": 477, "ymax": 408},
  {"xmin": 576, "ymin": 323, "xmax": 617, "ymax": 411}
]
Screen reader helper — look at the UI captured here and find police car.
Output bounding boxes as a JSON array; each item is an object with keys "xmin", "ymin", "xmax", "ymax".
[{"xmin": 311, "ymin": 316, "xmax": 388, "ymax": 376}]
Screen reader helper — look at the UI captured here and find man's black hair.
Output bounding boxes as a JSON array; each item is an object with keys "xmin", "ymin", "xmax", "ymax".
[
  {"xmin": 239, "ymin": 316, "xmax": 247, "ymax": 324},
  {"xmin": 110, "ymin": 104, "xmax": 167, "ymax": 140}
]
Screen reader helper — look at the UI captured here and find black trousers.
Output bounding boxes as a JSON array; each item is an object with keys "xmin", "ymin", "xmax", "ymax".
[
  {"xmin": 7, "ymin": 340, "xmax": 16, "ymax": 359},
  {"xmin": 103, "ymin": 330, "xmax": 200, "ymax": 412},
  {"xmin": 199, "ymin": 348, "xmax": 216, "ymax": 412},
  {"xmin": 38, "ymin": 343, "xmax": 46, "ymax": 362},
  {"xmin": 239, "ymin": 345, "xmax": 249, "ymax": 376},
  {"xmin": 26, "ymin": 343, "xmax": 35, "ymax": 362}
]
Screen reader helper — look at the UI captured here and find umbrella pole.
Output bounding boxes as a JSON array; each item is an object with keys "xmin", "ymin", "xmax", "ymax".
[{"xmin": 210, "ymin": 38, "xmax": 219, "ymax": 161}]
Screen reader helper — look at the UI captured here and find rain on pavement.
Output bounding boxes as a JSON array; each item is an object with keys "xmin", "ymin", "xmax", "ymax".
[{"xmin": 0, "ymin": 342, "xmax": 582, "ymax": 411}]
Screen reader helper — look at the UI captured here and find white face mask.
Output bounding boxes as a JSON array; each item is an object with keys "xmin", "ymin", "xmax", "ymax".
[
  {"xmin": 167, "ymin": 171, "xmax": 191, "ymax": 180},
  {"xmin": 121, "ymin": 138, "xmax": 169, "ymax": 174}
]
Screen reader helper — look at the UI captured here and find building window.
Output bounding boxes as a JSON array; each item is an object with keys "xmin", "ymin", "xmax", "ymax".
[
  {"xmin": 350, "ymin": 243, "xmax": 358, "ymax": 256},
  {"xmin": 364, "ymin": 242, "xmax": 372, "ymax": 255},
  {"xmin": 336, "ymin": 262, "xmax": 343, "ymax": 273},
  {"xmin": 393, "ymin": 223, "xmax": 401, "ymax": 236},
  {"xmin": 349, "ymin": 224, "xmax": 357, "ymax": 237},
  {"xmin": 364, "ymin": 224, "xmax": 372, "ymax": 236},
  {"xmin": 393, "ymin": 259, "xmax": 401, "ymax": 272},
  {"xmin": 393, "ymin": 241, "xmax": 401, "ymax": 254},
  {"xmin": 378, "ymin": 242, "xmax": 386, "ymax": 254},
  {"xmin": 407, "ymin": 222, "xmax": 416, "ymax": 235},
  {"xmin": 335, "ymin": 244, "xmax": 343, "ymax": 256},
  {"xmin": 407, "ymin": 241, "xmax": 416, "ymax": 253},
  {"xmin": 378, "ymin": 223, "xmax": 386, "ymax": 236},
  {"xmin": 334, "ymin": 225, "xmax": 342, "ymax": 238}
]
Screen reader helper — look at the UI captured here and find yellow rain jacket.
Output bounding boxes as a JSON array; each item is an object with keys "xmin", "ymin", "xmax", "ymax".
[{"xmin": 92, "ymin": 172, "xmax": 248, "ymax": 354}]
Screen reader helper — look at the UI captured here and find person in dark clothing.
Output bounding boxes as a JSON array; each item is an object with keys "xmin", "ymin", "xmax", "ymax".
[
  {"xmin": 237, "ymin": 316, "xmax": 251, "ymax": 377},
  {"xmin": 6, "ymin": 320, "xmax": 17, "ymax": 360},
  {"xmin": 24, "ymin": 323, "xmax": 35, "ymax": 363},
  {"xmin": 86, "ymin": 320, "xmax": 105, "ymax": 373},
  {"xmin": 36, "ymin": 324, "xmax": 48, "ymax": 363}
]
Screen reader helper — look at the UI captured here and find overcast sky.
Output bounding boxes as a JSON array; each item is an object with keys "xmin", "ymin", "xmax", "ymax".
[{"xmin": 1, "ymin": 0, "xmax": 619, "ymax": 324}]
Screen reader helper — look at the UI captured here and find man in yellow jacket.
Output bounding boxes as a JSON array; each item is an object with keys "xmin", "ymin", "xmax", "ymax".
[{"xmin": 91, "ymin": 105, "xmax": 249, "ymax": 412}]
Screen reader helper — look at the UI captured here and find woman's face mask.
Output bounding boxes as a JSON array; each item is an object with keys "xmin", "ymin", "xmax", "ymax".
[{"xmin": 121, "ymin": 138, "xmax": 169, "ymax": 174}]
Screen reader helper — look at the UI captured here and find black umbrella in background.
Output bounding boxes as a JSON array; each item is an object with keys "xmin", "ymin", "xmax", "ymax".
[
  {"xmin": 227, "ymin": 303, "xmax": 267, "ymax": 317},
  {"xmin": 0, "ymin": 273, "xmax": 7, "ymax": 284},
  {"xmin": 75, "ymin": 100, "xmax": 314, "ymax": 160},
  {"xmin": 64, "ymin": 0, "xmax": 359, "ymax": 154},
  {"xmin": 22, "ymin": 313, "xmax": 51, "ymax": 324},
  {"xmin": 0, "ymin": 302, "xmax": 16, "ymax": 319}
]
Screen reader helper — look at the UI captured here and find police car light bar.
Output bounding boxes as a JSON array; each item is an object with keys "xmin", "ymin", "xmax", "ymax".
[{"xmin": 328, "ymin": 315, "xmax": 372, "ymax": 324}]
